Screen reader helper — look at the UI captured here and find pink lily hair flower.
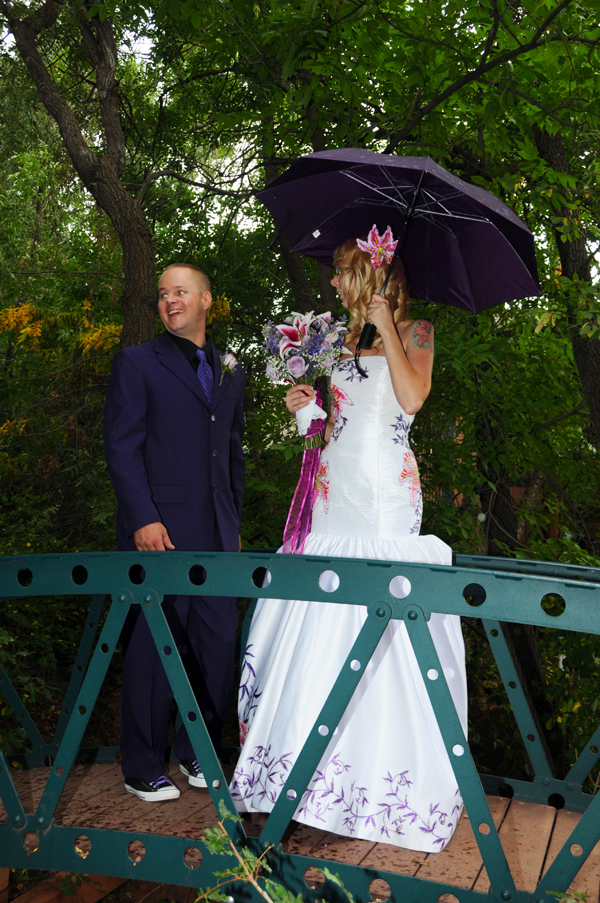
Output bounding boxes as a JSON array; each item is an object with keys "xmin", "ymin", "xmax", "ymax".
[{"xmin": 356, "ymin": 224, "xmax": 398, "ymax": 270}]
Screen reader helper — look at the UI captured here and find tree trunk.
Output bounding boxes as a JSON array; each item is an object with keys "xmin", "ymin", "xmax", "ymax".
[
  {"xmin": 532, "ymin": 126, "xmax": 600, "ymax": 447},
  {"xmin": 275, "ymin": 234, "xmax": 319, "ymax": 314},
  {"xmin": 476, "ymin": 382, "xmax": 564, "ymax": 775},
  {"xmin": 4, "ymin": 0, "xmax": 156, "ymax": 349},
  {"xmin": 318, "ymin": 262, "xmax": 339, "ymax": 315}
]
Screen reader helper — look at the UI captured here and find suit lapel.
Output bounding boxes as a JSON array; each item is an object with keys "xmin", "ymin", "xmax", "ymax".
[
  {"xmin": 154, "ymin": 331, "xmax": 210, "ymax": 408},
  {"xmin": 211, "ymin": 346, "xmax": 230, "ymax": 411}
]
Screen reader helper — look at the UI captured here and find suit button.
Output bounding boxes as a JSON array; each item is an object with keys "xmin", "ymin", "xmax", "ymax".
[
  {"xmin": 211, "ymin": 415, "xmax": 216, "ymax": 422},
  {"xmin": 213, "ymin": 485, "xmax": 218, "ymax": 493},
  {"xmin": 212, "ymin": 449, "xmax": 217, "ymax": 457}
]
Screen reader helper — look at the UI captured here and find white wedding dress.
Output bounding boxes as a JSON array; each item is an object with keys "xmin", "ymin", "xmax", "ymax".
[{"xmin": 230, "ymin": 357, "xmax": 467, "ymax": 852}]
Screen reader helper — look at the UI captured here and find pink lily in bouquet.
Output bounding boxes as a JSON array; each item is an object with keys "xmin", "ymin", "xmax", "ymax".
[{"xmin": 277, "ymin": 311, "xmax": 314, "ymax": 358}]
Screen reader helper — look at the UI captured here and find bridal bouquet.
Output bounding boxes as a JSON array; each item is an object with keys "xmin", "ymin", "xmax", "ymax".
[{"xmin": 263, "ymin": 310, "xmax": 347, "ymax": 436}]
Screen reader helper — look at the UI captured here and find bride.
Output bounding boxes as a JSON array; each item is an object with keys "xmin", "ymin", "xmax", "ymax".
[{"xmin": 230, "ymin": 227, "xmax": 467, "ymax": 852}]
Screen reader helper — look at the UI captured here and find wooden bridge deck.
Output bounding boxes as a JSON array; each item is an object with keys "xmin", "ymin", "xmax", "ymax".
[{"xmin": 2, "ymin": 763, "xmax": 600, "ymax": 901}]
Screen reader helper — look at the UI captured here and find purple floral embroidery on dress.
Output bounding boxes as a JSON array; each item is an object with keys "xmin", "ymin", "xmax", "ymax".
[
  {"xmin": 298, "ymin": 753, "xmax": 462, "ymax": 849},
  {"xmin": 331, "ymin": 384, "xmax": 353, "ymax": 442},
  {"xmin": 238, "ymin": 644, "xmax": 262, "ymax": 745},
  {"xmin": 410, "ymin": 492, "xmax": 423, "ymax": 534},
  {"xmin": 391, "ymin": 415, "xmax": 410, "ymax": 447},
  {"xmin": 231, "ymin": 744, "xmax": 293, "ymax": 804},
  {"xmin": 313, "ymin": 460, "xmax": 330, "ymax": 511},
  {"xmin": 337, "ymin": 359, "xmax": 368, "ymax": 382}
]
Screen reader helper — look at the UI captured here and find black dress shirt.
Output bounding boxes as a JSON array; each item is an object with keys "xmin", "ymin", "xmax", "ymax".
[{"xmin": 166, "ymin": 331, "xmax": 215, "ymax": 372}]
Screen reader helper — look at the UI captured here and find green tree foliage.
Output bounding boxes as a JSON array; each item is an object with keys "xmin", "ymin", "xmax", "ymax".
[{"xmin": 1, "ymin": 0, "xmax": 600, "ymax": 779}]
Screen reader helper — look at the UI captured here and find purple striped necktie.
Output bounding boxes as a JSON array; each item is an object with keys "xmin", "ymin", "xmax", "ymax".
[{"xmin": 195, "ymin": 347, "xmax": 214, "ymax": 405}]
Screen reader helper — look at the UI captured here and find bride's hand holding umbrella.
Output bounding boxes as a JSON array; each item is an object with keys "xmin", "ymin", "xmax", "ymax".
[
  {"xmin": 366, "ymin": 292, "xmax": 395, "ymax": 340},
  {"xmin": 367, "ymin": 290, "xmax": 434, "ymax": 415}
]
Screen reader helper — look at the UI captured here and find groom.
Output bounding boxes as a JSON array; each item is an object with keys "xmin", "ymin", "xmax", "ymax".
[{"xmin": 103, "ymin": 263, "xmax": 245, "ymax": 802}]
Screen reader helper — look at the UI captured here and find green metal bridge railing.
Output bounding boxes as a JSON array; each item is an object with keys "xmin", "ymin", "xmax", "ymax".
[{"xmin": 1, "ymin": 550, "xmax": 600, "ymax": 903}]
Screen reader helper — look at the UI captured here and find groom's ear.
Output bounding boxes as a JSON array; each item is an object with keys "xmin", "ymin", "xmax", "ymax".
[{"xmin": 202, "ymin": 290, "xmax": 212, "ymax": 312}]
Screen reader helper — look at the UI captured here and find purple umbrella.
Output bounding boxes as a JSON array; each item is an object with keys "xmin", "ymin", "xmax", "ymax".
[{"xmin": 257, "ymin": 148, "xmax": 541, "ymax": 312}]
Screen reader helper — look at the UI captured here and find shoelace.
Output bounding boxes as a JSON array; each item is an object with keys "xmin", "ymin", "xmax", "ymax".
[
  {"xmin": 149, "ymin": 775, "xmax": 172, "ymax": 789},
  {"xmin": 190, "ymin": 759, "xmax": 201, "ymax": 773}
]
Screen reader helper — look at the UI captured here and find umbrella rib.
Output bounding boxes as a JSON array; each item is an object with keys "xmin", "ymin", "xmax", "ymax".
[{"xmin": 343, "ymin": 170, "xmax": 496, "ymax": 226}]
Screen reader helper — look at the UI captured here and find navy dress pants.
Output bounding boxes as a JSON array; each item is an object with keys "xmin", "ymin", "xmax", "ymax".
[{"xmin": 119, "ymin": 588, "xmax": 238, "ymax": 782}]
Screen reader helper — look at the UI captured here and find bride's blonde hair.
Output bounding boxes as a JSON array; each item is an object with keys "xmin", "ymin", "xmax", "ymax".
[{"xmin": 333, "ymin": 238, "xmax": 411, "ymax": 351}]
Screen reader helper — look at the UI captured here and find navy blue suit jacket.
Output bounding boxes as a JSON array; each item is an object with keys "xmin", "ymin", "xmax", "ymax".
[{"xmin": 103, "ymin": 331, "xmax": 245, "ymax": 553}]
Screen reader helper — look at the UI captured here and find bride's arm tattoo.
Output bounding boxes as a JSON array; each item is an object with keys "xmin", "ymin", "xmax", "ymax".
[{"xmin": 411, "ymin": 320, "xmax": 433, "ymax": 351}]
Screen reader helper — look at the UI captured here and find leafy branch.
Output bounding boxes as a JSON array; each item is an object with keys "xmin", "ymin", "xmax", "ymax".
[{"xmin": 197, "ymin": 802, "xmax": 354, "ymax": 903}]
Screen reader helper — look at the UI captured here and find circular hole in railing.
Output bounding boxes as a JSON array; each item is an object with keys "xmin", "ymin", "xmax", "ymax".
[
  {"xmin": 350, "ymin": 660, "xmax": 361, "ymax": 671},
  {"xmin": 304, "ymin": 867, "xmax": 325, "ymax": 890},
  {"xmin": 55, "ymin": 766, "xmax": 64, "ymax": 777},
  {"xmin": 369, "ymin": 878, "xmax": 391, "ymax": 901},
  {"xmin": 163, "ymin": 646, "xmax": 172, "ymax": 656},
  {"xmin": 184, "ymin": 846, "xmax": 203, "ymax": 870},
  {"xmin": 74, "ymin": 835, "xmax": 91, "ymax": 859},
  {"xmin": 389, "ymin": 575, "xmax": 412, "ymax": 599},
  {"xmin": 591, "ymin": 745, "xmax": 599, "ymax": 755},
  {"xmin": 78, "ymin": 705, "xmax": 86, "ymax": 716},
  {"xmin": 490, "ymin": 628, "xmax": 499, "ymax": 637},
  {"xmin": 318, "ymin": 569, "xmax": 340, "ymax": 592},
  {"xmin": 318, "ymin": 725, "xmax": 329, "ymax": 736},
  {"xmin": 508, "ymin": 681, "xmax": 517, "ymax": 689},
  {"xmin": 101, "ymin": 643, "xmax": 109, "ymax": 654},
  {"xmin": 463, "ymin": 583, "xmax": 486, "ymax": 607},
  {"xmin": 427, "ymin": 669, "xmax": 439, "ymax": 681},
  {"xmin": 526, "ymin": 734, "xmax": 536, "ymax": 742},
  {"xmin": 128, "ymin": 840, "xmax": 146, "ymax": 863},
  {"xmin": 541, "ymin": 593, "xmax": 566, "ymax": 617},
  {"xmin": 252, "ymin": 567, "xmax": 271, "ymax": 588},
  {"xmin": 71, "ymin": 565, "xmax": 88, "ymax": 586},
  {"xmin": 498, "ymin": 782, "xmax": 514, "ymax": 799},
  {"xmin": 23, "ymin": 832, "xmax": 39, "ymax": 853},
  {"xmin": 437, "ymin": 896, "xmax": 460, "ymax": 903},
  {"xmin": 478, "ymin": 823, "xmax": 491, "ymax": 835},
  {"xmin": 548, "ymin": 793, "xmax": 565, "ymax": 810},
  {"xmin": 128, "ymin": 564, "xmax": 145, "ymax": 585},
  {"xmin": 187, "ymin": 711, "xmax": 197, "ymax": 722},
  {"xmin": 570, "ymin": 843, "xmax": 583, "ymax": 857},
  {"xmin": 287, "ymin": 789, "xmax": 297, "ymax": 800},
  {"xmin": 18, "ymin": 568, "xmax": 33, "ymax": 587},
  {"xmin": 452, "ymin": 744, "xmax": 464, "ymax": 757},
  {"xmin": 189, "ymin": 565, "xmax": 207, "ymax": 586},
  {"xmin": 212, "ymin": 779, "xmax": 221, "ymax": 790}
]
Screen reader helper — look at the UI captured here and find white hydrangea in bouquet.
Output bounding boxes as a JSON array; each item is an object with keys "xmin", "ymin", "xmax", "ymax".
[{"xmin": 263, "ymin": 310, "xmax": 347, "ymax": 436}]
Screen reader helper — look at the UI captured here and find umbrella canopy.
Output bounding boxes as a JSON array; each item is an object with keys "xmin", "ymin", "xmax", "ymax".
[{"xmin": 257, "ymin": 148, "xmax": 541, "ymax": 312}]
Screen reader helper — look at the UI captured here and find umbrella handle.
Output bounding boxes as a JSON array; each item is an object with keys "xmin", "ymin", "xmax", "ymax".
[{"xmin": 354, "ymin": 324, "xmax": 376, "ymax": 378}]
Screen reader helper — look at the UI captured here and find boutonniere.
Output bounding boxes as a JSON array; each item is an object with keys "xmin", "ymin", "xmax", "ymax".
[{"xmin": 219, "ymin": 352, "xmax": 238, "ymax": 386}]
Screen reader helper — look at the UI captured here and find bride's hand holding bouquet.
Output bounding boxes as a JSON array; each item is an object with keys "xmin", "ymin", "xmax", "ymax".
[{"xmin": 263, "ymin": 310, "xmax": 347, "ymax": 438}]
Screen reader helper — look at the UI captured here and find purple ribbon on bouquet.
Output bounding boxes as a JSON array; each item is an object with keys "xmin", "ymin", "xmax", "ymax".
[{"xmin": 282, "ymin": 382, "xmax": 327, "ymax": 555}]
